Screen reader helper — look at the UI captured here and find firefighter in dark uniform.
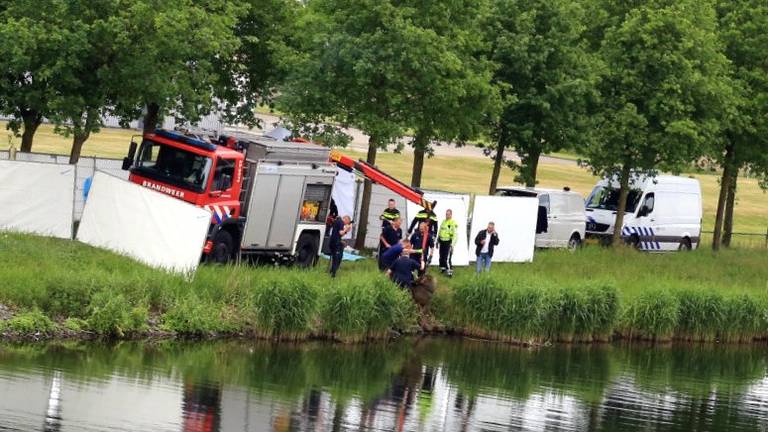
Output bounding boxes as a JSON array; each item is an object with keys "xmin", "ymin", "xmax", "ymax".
[
  {"xmin": 409, "ymin": 221, "xmax": 434, "ymax": 276},
  {"xmin": 380, "ymin": 199, "xmax": 401, "ymax": 227},
  {"xmin": 408, "ymin": 207, "xmax": 438, "ymax": 237}
]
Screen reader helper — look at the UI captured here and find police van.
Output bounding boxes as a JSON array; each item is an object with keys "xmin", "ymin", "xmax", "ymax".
[{"xmin": 585, "ymin": 175, "xmax": 702, "ymax": 251}]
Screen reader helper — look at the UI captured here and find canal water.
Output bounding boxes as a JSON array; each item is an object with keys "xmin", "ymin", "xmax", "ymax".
[{"xmin": 0, "ymin": 338, "xmax": 766, "ymax": 432}]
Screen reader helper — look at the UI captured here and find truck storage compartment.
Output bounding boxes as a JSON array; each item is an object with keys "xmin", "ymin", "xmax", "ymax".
[
  {"xmin": 245, "ymin": 138, "xmax": 331, "ymax": 164},
  {"xmin": 240, "ymin": 161, "xmax": 336, "ymax": 252}
]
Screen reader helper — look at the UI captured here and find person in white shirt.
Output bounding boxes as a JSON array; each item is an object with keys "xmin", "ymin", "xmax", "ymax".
[{"xmin": 474, "ymin": 222, "xmax": 499, "ymax": 273}]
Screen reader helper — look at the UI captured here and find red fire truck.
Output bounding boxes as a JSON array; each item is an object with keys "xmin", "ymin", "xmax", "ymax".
[{"xmin": 121, "ymin": 129, "xmax": 433, "ymax": 266}]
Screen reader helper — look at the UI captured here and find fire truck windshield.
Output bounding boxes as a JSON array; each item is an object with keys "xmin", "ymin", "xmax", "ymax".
[{"xmin": 132, "ymin": 139, "xmax": 212, "ymax": 193}]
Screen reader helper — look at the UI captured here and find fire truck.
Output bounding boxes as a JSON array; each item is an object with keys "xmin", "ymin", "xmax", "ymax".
[{"xmin": 121, "ymin": 129, "xmax": 434, "ymax": 266}]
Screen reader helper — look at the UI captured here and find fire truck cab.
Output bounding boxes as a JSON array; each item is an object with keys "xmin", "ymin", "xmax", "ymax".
[{"xmin": 122, "ymin": 129, "xmax": 335, "ymax": 267}]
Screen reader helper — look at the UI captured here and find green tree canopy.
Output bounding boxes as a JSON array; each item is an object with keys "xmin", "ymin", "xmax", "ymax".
[
  {"xmin": 396, "ymin": 0, "xmax": 499, "ymax": 188},
  {"xmin": 710, "ymin": 0, "xmax": 768, "ymax": 248},
  {"xmin": 217, "ymin": 0, "xmax": 300, "ymax": 127},
  {"xmin": 583, "ymin": 0, "xmax": 731, "ymax": 245},
  {"xmin": 485, "ymin": 0, "xmax": 598, "ymax": 192},
  {"xmin": 109, "ymin": 0, "xmax": 243, "ymax": 134},
  {"xmin": 0, "ymin": 1, "xmax": 83, "ymax": 152},
  {"xmin": 279, "ymin": 0, "xmax": 425, "ymax": 248}
]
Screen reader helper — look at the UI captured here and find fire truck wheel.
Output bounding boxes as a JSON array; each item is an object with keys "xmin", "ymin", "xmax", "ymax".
[
  {"xmin": 295, "ymin": 233, "xmax": 319, "ymax": 268},
  {"xmin": 210, "ymin": 231, "xmax": 234, "ymax": 264}
]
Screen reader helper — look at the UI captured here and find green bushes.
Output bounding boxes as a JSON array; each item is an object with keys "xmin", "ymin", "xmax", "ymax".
[
  {"xmin": 453, "ymin": 274, "xmax": 619, "ymax": 343},
  {"xmin": 620, "ymin": 289, "xmax": 679, "ymax": 341},
  {"xmin": 251, "ymin": 273, "xmax": 319, "ymax": 339},
  {"xmin": 452, "ymin": 274, "xmax": 767, "ymax": 344},
  {"xmin": 319, "ymin": 276, "xmax": 416, "ymax": 342},
  {"xmin": 1, "ymin": 309, "xmax": 55, "ymax": 334},
  {"xmin": 87, "ymin": 292, "xmax": 148, "ymax": 337}
]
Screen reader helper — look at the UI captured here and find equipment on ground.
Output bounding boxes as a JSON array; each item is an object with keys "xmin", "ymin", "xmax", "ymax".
[{"xmin": 122, "ymin": 129, "xmax": 435, "ymax": 267}]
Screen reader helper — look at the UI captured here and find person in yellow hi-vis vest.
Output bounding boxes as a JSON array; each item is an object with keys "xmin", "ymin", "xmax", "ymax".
[{"xmin": 438, "ymin": 209, "xmax": 458, "ymax": 274}]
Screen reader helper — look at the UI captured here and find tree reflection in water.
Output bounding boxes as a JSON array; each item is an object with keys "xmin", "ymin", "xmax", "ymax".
[{"xmin": 0, "ymin": 339, "xmax": 766, "ymax": 431}]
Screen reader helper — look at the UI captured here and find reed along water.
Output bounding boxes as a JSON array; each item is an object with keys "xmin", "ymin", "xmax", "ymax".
[{"xmin": 1, "ymin": 338, "xmax": 766, "ymax": 431}]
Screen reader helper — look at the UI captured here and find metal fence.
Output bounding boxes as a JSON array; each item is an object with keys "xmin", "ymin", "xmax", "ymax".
[
  {"xmin": 0, "ymin": 150, "xmax": 128, "ymax": 221},
  {"xmin": 0, "ymin": 112, "xmax": 224, "ymax": 135},
  {"xmin": 700, "ymin": 230, "xmax": 768, "ymax": 249}
]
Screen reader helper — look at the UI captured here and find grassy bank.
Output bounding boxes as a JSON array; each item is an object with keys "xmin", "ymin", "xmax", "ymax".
[
  {"xmin": 0, "ymin": 234, "xmax": 766, "ymax": 343},
  {"xmin": 0, "ymin": 234, "xmax": 416, "ymax": 342}
]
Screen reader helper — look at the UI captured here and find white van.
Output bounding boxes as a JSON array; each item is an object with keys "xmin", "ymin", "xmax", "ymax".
[
  {"xmin": 585, "ymin": 175, "xmax": 702, "ymax": 251},
  {"xmin": 496, "ymin": 187, "xmax": 586, "ymax": 249}
]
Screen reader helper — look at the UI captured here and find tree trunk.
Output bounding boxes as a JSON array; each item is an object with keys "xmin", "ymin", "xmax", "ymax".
[
  {"xmin": 712, "ymin": 144, "xmax": 734, "ymax": 251},
  {"xmin": 68, "ymin": 133, "xmax": 89, "ymax": 165},
  {"xmin": 68, "ymin": 110, "xmax": 95, "ymax": 164},
  {"xmin": 489, "ymin": 142, "xmax": 505, "ymax": 195},
  {"xmin": 354, "ymin": 134, "xmax": 379, "ymax": 250},
  {"xmin": 410, "ymin": 132, "xmax": 429, "ymax": 188},
  {"xmin": 610, "ymin": 164, "xmax": 632, "ymax": 246},
  {"xmin": 723, "ymin": 169, "xmax": 738, "ymax": 247},
  {"xmin": 19, "ymin": 110, "xmax": 42, "ymax": 153},
  {"xmin": 520, "ymin": 149, "xmax": 541, "ymax": 187},
  {"xmin": 488, "ymin": 126, "xmax": 509, "ymax": 195},
  {"xmin": 142, "ymin": 102, "xmax": 160, "ymax": 135}
]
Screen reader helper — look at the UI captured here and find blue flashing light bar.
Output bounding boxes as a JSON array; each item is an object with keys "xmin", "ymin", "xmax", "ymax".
[{"xmin": 154, "ymin": 129, "xmax": 217, "ymax": 151}]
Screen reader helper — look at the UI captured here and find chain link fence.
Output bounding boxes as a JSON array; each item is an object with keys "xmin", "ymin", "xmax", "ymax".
[{"xmin": 700, "ymin": 230, "xmax": 768, "ymax": 249}]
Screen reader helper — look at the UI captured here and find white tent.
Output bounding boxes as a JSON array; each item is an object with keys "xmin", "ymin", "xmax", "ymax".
[
  {"xmin": 469, "ymin": 195, "xmax": 538, "ymax": 263},
  {"xmin": 77, "ymin": 172, "xmax": 211, "ymax": 273},
  {"xmin": 0, "ymin": 160, "xmax": 75, "ymax": 239},
  {"xmin": 406, "ymin": 191, "xmax": 471, "ymax": 266}
]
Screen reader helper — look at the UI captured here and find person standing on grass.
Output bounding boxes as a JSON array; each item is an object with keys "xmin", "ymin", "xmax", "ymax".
[
  {"xmin": 329, "ymin": 215, "xmax": 353, "ymax": 278},
  {"xmin": 387, "ymin": 247, "xmax": 424, "ymax": 289},
  {"xmin": 410, "ymin": 221, "xmax": 434, "ymax": 276},
  {"xmin": 379, "ymin": 217, "xmax": 403, "ymax": 270},
  {"xmin": 438, "ymin": 209, "xmax": 458, "ymax": 273},
  {"xmin": 408, "ymin": 207, "xmax": 438, "ymax": 237},
  {"xmin": 474, "ymin": 222, "xmax": 499, "ymax": 273},
  {"xmin": 380, "ymin": 198, "xmax": 401, "ymax": 227}
]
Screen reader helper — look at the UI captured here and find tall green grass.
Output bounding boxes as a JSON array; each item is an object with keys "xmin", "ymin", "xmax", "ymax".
[
  {"xmin": 1, "ymin": 233, "xmax": 766, "ymax": 344},
  {"xmin": 452, "ymin": 274, "xmax": 619, "ymax": 344},
  {"xmin": 0, "ymin": 234, "xmax": 417, "ymax": 341}
]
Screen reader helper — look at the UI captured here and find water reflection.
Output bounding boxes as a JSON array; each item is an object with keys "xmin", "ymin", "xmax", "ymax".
[{"xmin": 0, "ymin": 339, "xmax": 766, "ymax": 431}]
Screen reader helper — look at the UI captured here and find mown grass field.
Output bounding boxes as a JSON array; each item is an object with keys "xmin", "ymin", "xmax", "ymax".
[
  {"xmin": 3, "ymin": 122, "xmax": 766, "ymax": 234},
  {"xmin": 0, "ymin": 234, "xmax": 766, "ymax": 343}
]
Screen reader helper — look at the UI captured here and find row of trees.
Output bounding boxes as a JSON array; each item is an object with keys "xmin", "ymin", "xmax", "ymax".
[
  {"xmin": 1, "ymin": 0, "xmax": 766, "ymax": 251},
  {"xmin": 0, "ymin": 0, "xmax": 289, "ymax": 161}
]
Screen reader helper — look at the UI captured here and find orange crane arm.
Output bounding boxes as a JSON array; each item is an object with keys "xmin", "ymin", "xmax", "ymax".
[{"xmin": 330, "ymin": 150, "xmax": 435, "ymax": 212}]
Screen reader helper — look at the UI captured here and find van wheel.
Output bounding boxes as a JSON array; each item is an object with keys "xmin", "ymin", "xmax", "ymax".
[
  {"xmin": 210, "ymin": 230, "xmax": 234, "ymax": 264},
  {"xmin": 679, "ymin": 237, "xmax": 692, "ymax": 251},
  {"xmin": 627, "ymin": 234, "xmax": 641, "ymax": 249},
  {"xmin": 295, "ymin": 233, "xmax": 320, "ymax": 268},
  {"xmin": 567, "ymin": 234, "xmax": 582, "ymax": 251}
]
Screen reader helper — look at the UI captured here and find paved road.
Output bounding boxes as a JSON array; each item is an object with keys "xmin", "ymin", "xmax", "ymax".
[{"xmin": 250, "ymin": 113, "xmax": 577, "ymax": 166}]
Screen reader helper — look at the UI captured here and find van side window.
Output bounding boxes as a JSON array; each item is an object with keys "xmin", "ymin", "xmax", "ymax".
[
  {"xmin": 641, "ymin": 193, "xmax": 655, "ymax": 215},
  {"xmin": 212, "ymin": 158, "xmax": 235, "ymax": 192}
]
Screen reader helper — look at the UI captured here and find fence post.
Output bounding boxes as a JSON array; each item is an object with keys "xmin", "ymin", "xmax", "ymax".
[{"xmin": 765, "ymin": 227, "xmax": 767, "ymax": 249}]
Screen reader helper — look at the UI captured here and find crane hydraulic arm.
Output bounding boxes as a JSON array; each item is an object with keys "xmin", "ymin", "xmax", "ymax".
[{"xmin": 330, "ymin": 150, "xmax": 435, "ymax": 212}]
